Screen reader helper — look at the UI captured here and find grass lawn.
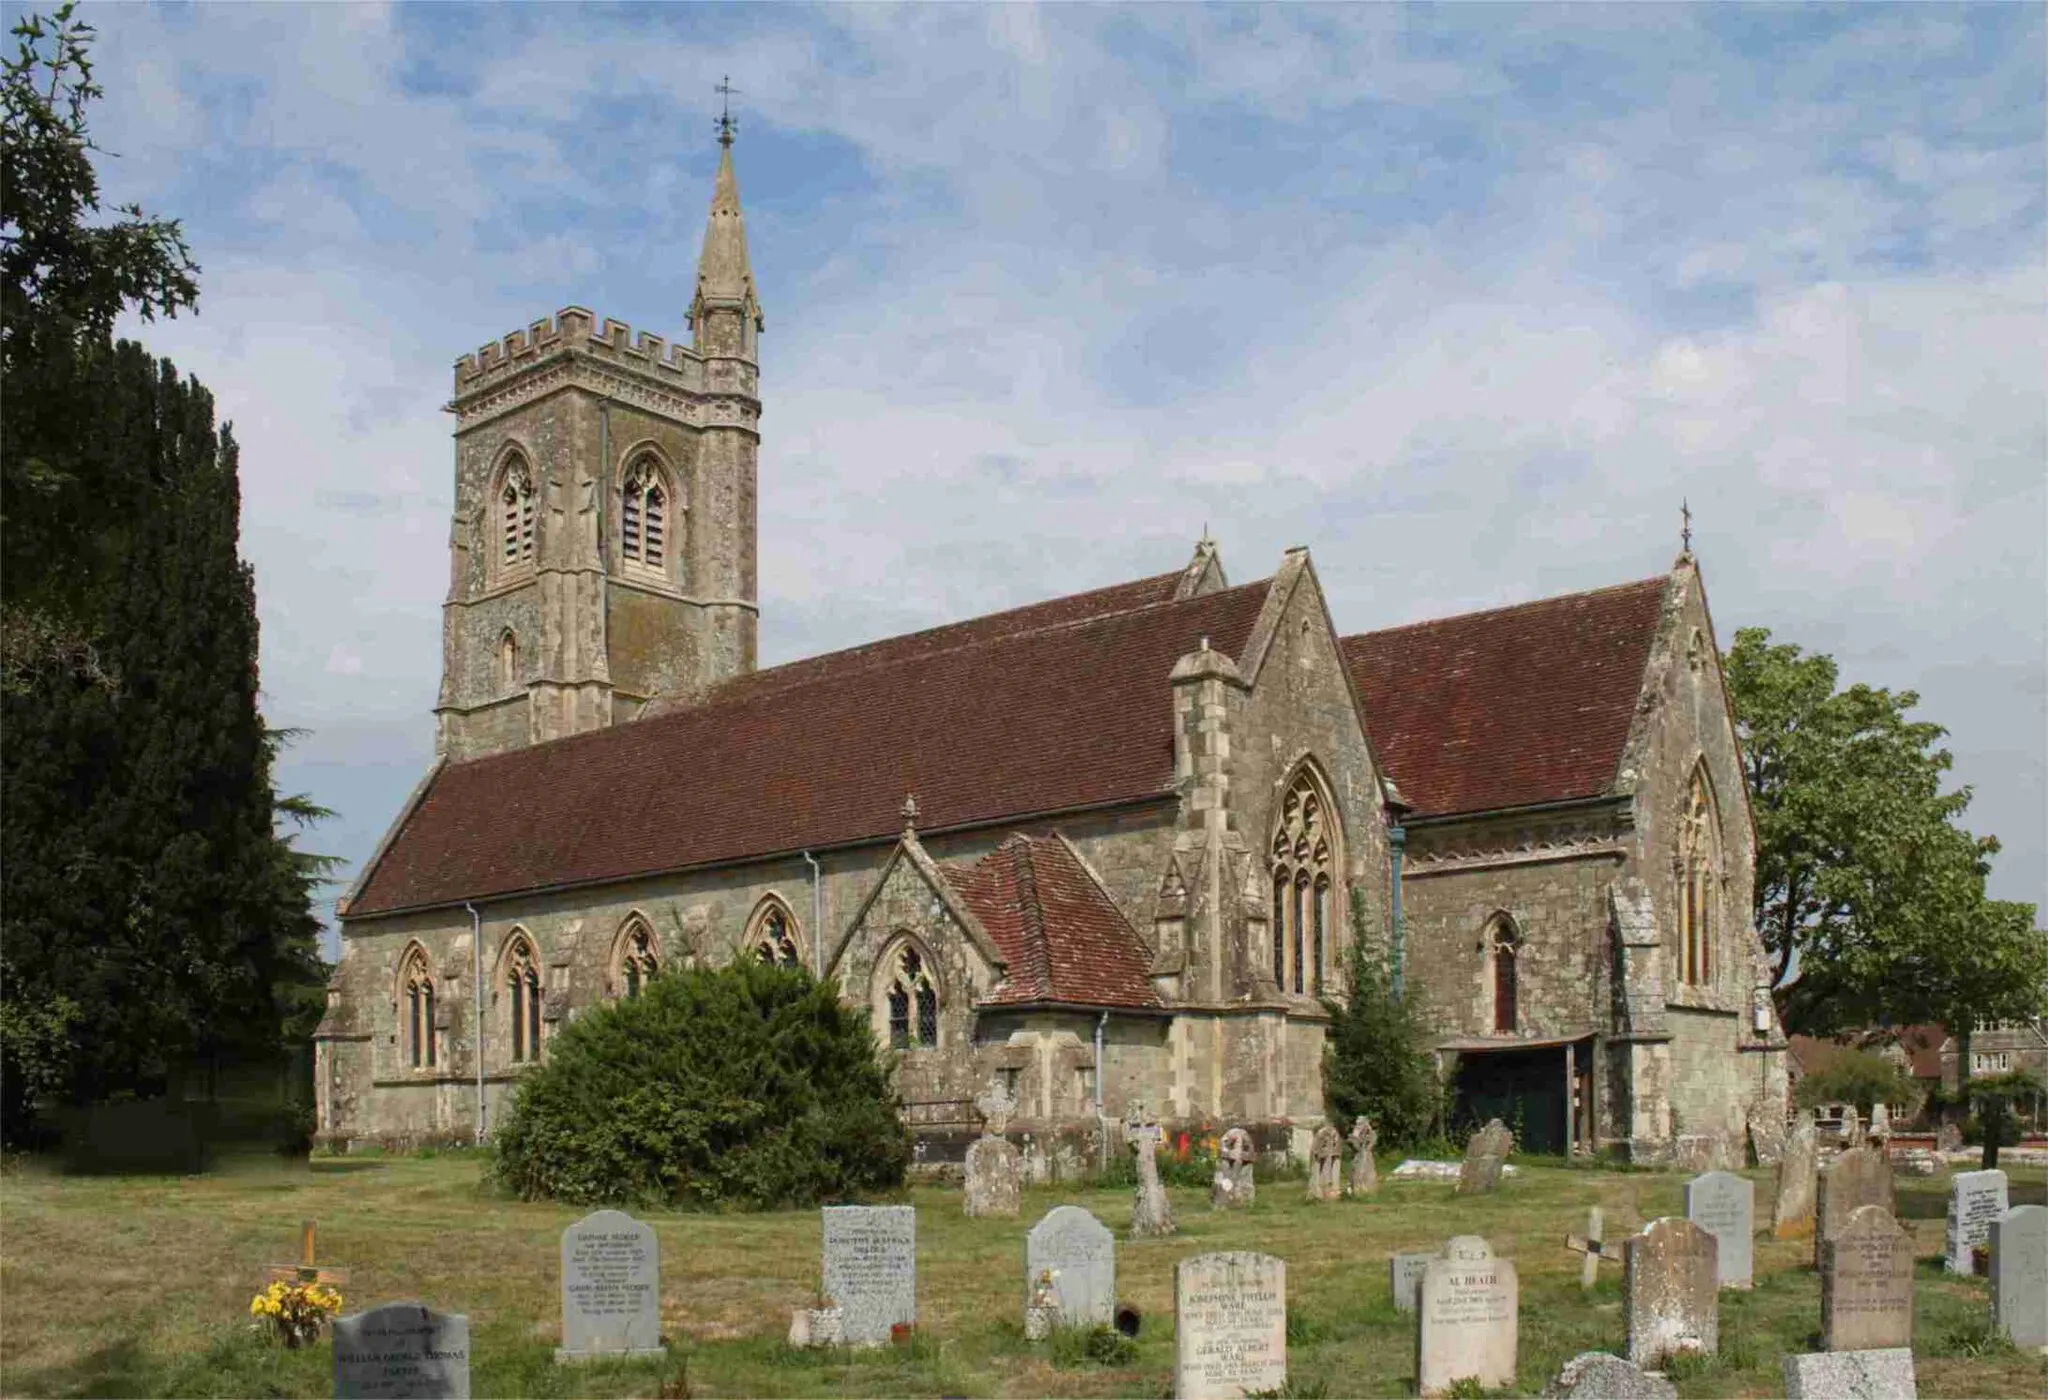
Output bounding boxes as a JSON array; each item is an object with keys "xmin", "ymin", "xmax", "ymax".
[{"xmin": 2, "ymin": 1151, "xmax": 2044, "ymax": 1398}]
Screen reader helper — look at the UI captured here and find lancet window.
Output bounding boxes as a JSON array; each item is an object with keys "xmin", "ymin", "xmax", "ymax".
[
  {"xmin": 750, "ymin": 898, "xmax": 802, "ymax": 968},
  {"xmin": 613, "ymin": 917, "xmax": 659, "ymax": 1000},
  {"xmin": 880, "ymin": 941, "xmax": 939, "ymax": 1050},
  {"xmin": 1270, "ymin": 767, "xmax": 1337, "ymax": 995},
  {"xmin": 619, "ymin": 455, "xmax": 678, "ymax": 580},
  {"xmin": 1677, "ymin": 766, "xmax": 1718, "ymax": 987},
  {"xmin": 505, "ymin": 934, "xmax": 542, "ymax": 1063},
  {"xmin": 400, "ymin": 944, "xmax": 436, "ymax": 1070},
  {"xmin": 495, "ymin": 453, "xmax": 536, "ymax": 578},
  {"xmin": 1488, "ymin": 915, "xmax": 1520, "ymax": 1034}
]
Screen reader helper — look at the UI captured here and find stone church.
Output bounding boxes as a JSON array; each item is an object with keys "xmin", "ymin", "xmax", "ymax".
[{"xmin": 315, "ymin": 136, "xmax": 1789, "ymax": 1165}]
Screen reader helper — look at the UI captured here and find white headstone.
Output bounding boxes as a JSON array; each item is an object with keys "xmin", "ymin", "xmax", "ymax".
[
  {"xmin": 1390, "ymin": 1251, "xmax": 1433, "ymax": 1313},
  {"xmin": 556, "ymin": 1209, "xmax": 663, "ymax": 1362},
  {"xmin": 1024, "ymin": 1205, "xmax": 1115, "ymax": 1330},
  {"xmin": 821, "ymin": 1205, "xmax": 915, "ymax": 1347},
  {"xmin": 1683, "ymin": 1170, "xmax": 1755, "ymax": 1290},
  {"xmin": 333, "ymin": 1302, "xmax": 471, "ymax": 1400},
  {"xmin": 1942, "ymin": 1169, "xmax": 2009, "ymax": 1275},
  {"xmin": 1417, "ymin": 1236, "xmax": 1516, "ymax": 1396},
  {"xmin": 1174, "ymin": 1251, "xmax": 1286, "ymax": 1400},
  {"xmin": 1781, "ymin": 1348, "xmax": 1916, "ymax": 1399},
  {"xmin": 1991, "ymin": 1203, "xmax": 2047, "ymax": 1353}
]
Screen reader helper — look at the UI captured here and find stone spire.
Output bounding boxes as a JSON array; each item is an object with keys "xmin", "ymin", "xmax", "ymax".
[{"xmin": 688, "ymin": 135, "xmax": 763, "ymax": 349}]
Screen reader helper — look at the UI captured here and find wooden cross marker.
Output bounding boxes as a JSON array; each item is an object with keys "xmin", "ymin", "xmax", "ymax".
[
  {"xmin": 1564, "ymin": 1206, "xmax": 1623, "ymax": 1290},
  {"xmin": 266, "ymin": 1218, "xmax": 350, "ymax": 1288}
]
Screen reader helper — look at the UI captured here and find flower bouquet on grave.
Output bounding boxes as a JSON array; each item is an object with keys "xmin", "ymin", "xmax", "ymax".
[{"xmin": 248, "ymin": 1279, "xmax": 343, "ymax": 1348}]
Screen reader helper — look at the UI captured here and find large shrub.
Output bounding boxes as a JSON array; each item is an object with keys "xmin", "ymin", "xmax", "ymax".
[
  {"xmin": 1791, "ymin": 1047, "xmax": 1916, "ymax": 1116},
  {"xmin": 490, "ymin": 960, "xmax": 911, "ymax": 1208}
]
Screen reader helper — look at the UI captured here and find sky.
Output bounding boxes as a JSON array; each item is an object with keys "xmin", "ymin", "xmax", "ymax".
[{"xmin": 55, "ymin": 2, "xmax": 2047, "ymax": 949}]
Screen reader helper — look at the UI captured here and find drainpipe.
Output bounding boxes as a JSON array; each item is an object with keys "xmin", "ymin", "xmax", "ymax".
[
  {"xmin": 802, "ymin": 850, "xmax": 823, "ymax": 978},
  {"xmin": 1389, "ymin": 825, "xmax": 1407, "ymax": 1000},
  {"xmin": 1095, "ymin": 1011, "xmax": 1109, "ymax": 1174},
  {"xmin": 466, "ymin": 902, "xmax": 485, "ymax": 1144}
]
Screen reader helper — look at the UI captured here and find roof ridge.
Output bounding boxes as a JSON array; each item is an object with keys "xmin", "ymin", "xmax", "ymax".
[
  {"xmin": 1343, "ymin": 574, "xmax": 1668, "ymax": 643},
  {"xmin": 1009, "ymin": 838, "xmax": 1055, "ymax": 999}
]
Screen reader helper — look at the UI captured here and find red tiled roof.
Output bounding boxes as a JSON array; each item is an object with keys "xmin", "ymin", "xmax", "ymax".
[
  {"xmin": 1341, "ymin": 577, "xmax": 1669, "ymax": 818},
  {"xmin": 1896, "ymin": 1025, "xmax": 1949, "ymax": 1080},
  {"xmin": 346, "ymin": 577, "xmax": 1270, "ymax": 917},
  {"xmin": 945, "ymin": 835, "xmax": 1161, "ymax": 1010}
]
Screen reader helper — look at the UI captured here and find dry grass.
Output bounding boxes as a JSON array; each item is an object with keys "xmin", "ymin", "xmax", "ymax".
[{"xmin": 1, "ymin": 1149, "xmax": 2043, "ymax": 1397}]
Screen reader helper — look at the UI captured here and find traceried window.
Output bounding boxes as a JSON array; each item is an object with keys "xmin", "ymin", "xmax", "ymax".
[
  {"xmin": 752, "ymin": 901, "xmax": 801, "ymax": 968},
  {"xmin": 613, "ymin": 917, "xmax": 659, "ymax": 1000},
  {"xmin": 1488, "ymin": 915, "xmax": 1520, "ymax": 1034},
  {"xmin": 881, "ymin": 942, "xmax": 939, "ymax": 1050},
  {"xmin": 400, "ymin": 944, "xmax": 436, "ymax": 1070},
  {"xmin": 619, "ymin": 455, "xmax": 680, "ymax": 581},
  {"xmin": 1677, "ymin": 765, "xmax": 1718, "ymax": 987},
  {"xmin": 1270, "ymin": 765, "xmax": 1338, "ymax": 995},
  {"xmin": 495, "ymin": 453, "xmax": 536, "ymax": 578},
  {"xmin": 506, "ymin": 935, "xmax": 542, "ymax": 1063}
]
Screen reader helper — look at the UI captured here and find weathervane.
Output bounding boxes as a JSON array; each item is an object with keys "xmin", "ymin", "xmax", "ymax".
[
  {"xmin": 714, "ymin": 75, "xmax": 741, "ymax": 147},
  {"xmin": 1681, "ymin": 498, "xmax": 1692, "ymax": 554}
]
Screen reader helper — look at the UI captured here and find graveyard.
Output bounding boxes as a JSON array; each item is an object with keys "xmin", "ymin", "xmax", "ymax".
[{"xmin": 2, "ymin": 1149, "xmax": 2042, "ymax": 1398}]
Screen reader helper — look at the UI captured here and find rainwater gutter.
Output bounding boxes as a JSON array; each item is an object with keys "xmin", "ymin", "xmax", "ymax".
[{"xmin": 466, "ymin": 901, "xmax": 485, "ymax": 1144}]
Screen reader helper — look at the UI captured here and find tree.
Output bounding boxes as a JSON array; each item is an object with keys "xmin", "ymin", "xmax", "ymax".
[
  {"xmin": 1966, "ymin": 1069, "xmax": 2043, "ymax": 1171},
  {"xmin": 1724, "ymin": 627, "xmax": 2048, "ymax": 1040},
  {"xmin": 1321, "ymin": 890, "xmax": 1445, "ymax": 1149},
  {"xmin": 1791, "ymin": 1048, "xmax": 1915, "ymax": 1117}
]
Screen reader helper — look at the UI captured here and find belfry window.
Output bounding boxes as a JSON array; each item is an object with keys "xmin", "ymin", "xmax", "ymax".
[
  {"xmin": 506, "ymin": 936, "xmax": 542, "ymax": 1063},
  {"xmin": 882, "ymin": 943, "xmax": 939, "ymax": 1050},
  {"xmin": 1269, "ymin": 766, "xmax": 1338, "ymax": 996},
  {"xmin": 496, "ymin": 454, "xmax": 536, "ymax": 576},
  {"xmin": 620, "ymin": 456, "xmax": 677, "ymax": 579},
  {"xmin": 614, "ymin": 918, "xmax": 659, "ymax": 1000},
  {"xmin": 1678, "ymin": 766, "xmax": 1718, "ymax": 987}
]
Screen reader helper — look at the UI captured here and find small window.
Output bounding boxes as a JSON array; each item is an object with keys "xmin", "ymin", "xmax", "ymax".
[
  {"xmin": 614, "ymin": 919, "xmax": 658, "ymax": 1000},
  {"xmin": 496, "ymin": 454, "xmax": 536, "ymax": 577},
  {"xmin": 753, "ymin": 904, "xmax": 801, "ymax": 967},
  {"xmin": 883, "ymin": 943, "xmax": 939, "ymax": 1050},
  {"xmin": 400, "ymin": 945, "xmax": 436, "ymax": 1070},
  {"xmin": 1490, "ymin": 918, "xmax": 1519, "ymax": 1034},
  {"xmin": 506, "ymin": 937, "xmax": 542, "ymax": 1063}
]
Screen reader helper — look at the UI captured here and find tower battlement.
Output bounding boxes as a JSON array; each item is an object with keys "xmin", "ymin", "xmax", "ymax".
[{"xmin": 452, "ymin": 306, "xmax": 720, "ymax": 398}]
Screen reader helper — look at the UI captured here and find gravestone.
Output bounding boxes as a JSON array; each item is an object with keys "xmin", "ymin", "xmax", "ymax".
[
  {"xmin": 1623, "ymin": 1217, "xmax": 1718, "ymax": 1367},
  {"xmin": 1173, "ymin": 1251, "xmax": 1286, "ymax": 1400},
  {"xmin": 821, "ymin": 1205, "xmax": 916, "ymax": 1347},
  {"xmin": 965, "ymin": 1081, "xmax": 1022, "ymax": 1217},
  {"xmin": 1683, "ymin": 1170, "xmax": 1755, "ymax": 1290},
  {"xmin": 1212, "ymin": 1127, "xmax": 1255, "ymax": 1210},
  {"xmin": 1747, "ymin": 1106, "xmax": 1787, "ymax": 1167},
  {"xmin": 1456, "ymin": 1119, "xmax": 1513, "ymax": 1196},
  {"xmin": 1868, "ymin": 1102, "xmax": 1891, "ymax": 1147},
  {"xmin": 333, "ymin": 1302, "xmax": 471, "ymax": 1400},
  {"xmin": 1815, "ymin": 1145, "xmax": 1895, "ymax": 1269},
  {"xmin": 1348, "ymin": 1117, "xmax": 1378, "ymax": 1196},
  {"xmin": 1565, "ymin": 1207, "xmax": 1624, "ymax": 1291},
  {"xmin": 1306, "ymin": 1125, "xmax": 1343, "ymax": 1202},
  {"xmin": 1782, "ymin": 1349, "xmax": 1916, "ymax": 1399},
  {"xmin": 1936, "ymin": 1120, "xmax": 1964, "ymax": 1155},
  {"xmin": 1942, "ymin": 1169, "xmax": 2008, "ymax": 1275},
  {"xmin": 1127, "ymin": 1105, "xmax": 1174, "ymax": 1238},
  {"xmin": 1024, "ymin": 1205, "xmax": 1115, "ymax": 1331},
  {"xmin": 1990, "ymin": 1203, "xmax": 2047, "ymax": 1353},
  {"xmin": 1542, "ymin": 1351, "xmax": 1677, "ymax": 1400},
  {"xmin": 1416, "ymin": 1235, "xmax": 1517, "ymax": 1396},
  {"xmin": 1389, "ymin": 1251, "xmax": 1432, "ymax": 1313},
  {"xmin": 556, "ymin": 1210, "xmax": 663, "ymax": 1362},
  {"xmin": 1821, "ymin": 1205, "xmax": 1914, "ymax": 1353},
  {"xmin": 1839, "ymin": 1105, "xmax": 1862, "ymax": 1148},
  {"xmin": 1773, "ymin": 1109, "xmax": 1819, "ymax": 1239}
]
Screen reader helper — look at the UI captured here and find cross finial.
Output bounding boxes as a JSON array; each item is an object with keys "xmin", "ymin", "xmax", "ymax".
[
  {"xmin": 1680, "ymin": 498, "xmax": 1693, "ymax": 554},
  {"xmin": 901, "ymin": 793, "xmax": 919, "ymax": 834},
  {"xmin": 714, "ymin": 75, "xmax": 740, "ymax": 148}
]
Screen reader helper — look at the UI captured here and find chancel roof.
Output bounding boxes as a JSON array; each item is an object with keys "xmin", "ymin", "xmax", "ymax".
[
  {"xmin": 944, "ymin": 835, "xmax": 1162, "ymax": 1011},
  {"xmin": 344, "ymin": 573, "xmax": 1269, "ymax": 917},
  {"xmin": 1342, "ymin": 577, "xmax": 1670, "ymax": 820}
]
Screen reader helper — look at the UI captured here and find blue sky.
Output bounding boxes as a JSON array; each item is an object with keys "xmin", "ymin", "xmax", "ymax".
[{"xmin": 53, "ymin": 2, "xmax": 2047, "ymax": 947}]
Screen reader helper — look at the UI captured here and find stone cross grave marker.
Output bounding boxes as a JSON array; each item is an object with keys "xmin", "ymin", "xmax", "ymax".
[
  {"xmin": 1306, "ymin": 1124, "xmax": 1343, "ymax": 1202},
  {"xmin": 1868, "ymin": 1102, "xmax": 1891, "ymax": 1147},
  {"xmin": 1546, "ymin": 1351, "xmax": 1678, "ymax": 1400},
  {"xmin": 1774, "ymin": 1109, "xmax": 1819, "ymax": 1239},
  {"xmin": 1565, "ymin": 1207, "xmax": 1624, "ymax": 1291},
  {"xmin": 1781, "ymin": 1348, "xmax": 1916, "ymax": 1399},
  {"xmin": 976, "ymin": 1078, "xmax": 1017, "ymax": 1136},
  {"xmin": 266, "ymin": 1218, "xmax": 350, "ymax": 1289},
  {"xmin": 1348, "ymin": 1117, "xmax": 1378, "ymax": 1196},
  {"xmin": 1416, "ymin": 1235, "xmax": 1517, "ymax": 1396},
  {"xmin": 333, "ymin": 1301, "xmax": 470, "ymax": 1400},
  {"xmin": 1821, "ymin": 1205, "xmax": 1914, "ymax": 1353},
  {"xmin": 1839, "ymin": 1105, "xmax": 1862, "ymax": 1149},
  {"xmin": 1024, "ymin": 1205, "xmax": 1115, "ymax": 1333},
  {"xmin": 556, "ymin": 1209, "xmax": 663, "ymax": 1362},
  {"xmin": 1942, "ymin": 1169, "xmax": 2008, "ymax": 1275},
  {"xmin": 1127, "ymin": 1103, "xmax": 1174, "ymax": 1238},
  {"xmin": 1389, "ymin": 1251, "xmax": 1433, "ymax": 1313},
  {"xmin": 821, "ymin": 1205, "xmax": 915, "ymax": 1347},
  {"xmin": 1991, "ymin": 1203, "xmax": 2047, "ymax": 1353},
  {"xmin": 1684, "ymin": 1170, "xmax": 1755, "ymax": 1290},
  {"xmin": 1815, "ymin": 1144, "xmax": 1895, "ymax": 1269},
  {"xmin": 1174, "ymin": 1251, "xmax": 1286, "ymax": 1400},
  {"xmin": 965, "ymin": 1078, "xmax": 1023, "ymax": 1218},
  {"xmin": 1456, "ymin": 1119, "xmax": 1513, "ymax": 1196},
  {"xmin": 1623, "ymin": 1217, "xmax": 1718, "ymax": 1368},
  {"xmin": 1212, "ymin": 1126, "xmax": 1255, "ymax": 1211}
]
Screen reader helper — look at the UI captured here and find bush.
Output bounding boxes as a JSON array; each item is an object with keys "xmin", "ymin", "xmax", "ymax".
[
  {"xmin": 490, "ymin": 960, "xmax": 911, "ymax": 1208},
  {"xmin": 1321, "ymin": 890, "xmax": 1445, "ymax": 1149},
  {"xmin": 1791, "ymin": 1047, "xmax": 1915, "ymax": 1115}
]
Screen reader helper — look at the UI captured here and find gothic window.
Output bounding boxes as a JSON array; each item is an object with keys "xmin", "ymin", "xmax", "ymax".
[
  {"xmin": 1678, "ymin": 765, "xmax": 1718, "ymax": 987},
  {"xmin": 878, "ymin": 940, "xmax": 939, "ymax": 1050},
  {"xmin": 497, "ymin": 630, "xmax": 519, "ymax": 693},
  {"xmin": 747, "ymin": 896, "xmax": 803, "ymax": 968},
  {"xmin": 612, "ymin": 916, "xmax": 659, "ymax": 1000},
  {"xmin": 1269, "ymin": 765, "xmax": 1339, "ymax": 995},
  {"xmin": 505, "ymin": 934, "xmax": 542, "ymax": 1064},
  {"xmin": 495, "ymin": 453, "xmax": 536, "ymax": 579},
  {"xmin": 1488, "ymin": 915, "xmax": 1520, "ymax": 1034},
  {"xmin": 619, "ymin": 454, "xmax": 681, "ymax": 582},
  {"xmin": 399, "ymin": 944, "xmax": 435, "ymax": 1070}
]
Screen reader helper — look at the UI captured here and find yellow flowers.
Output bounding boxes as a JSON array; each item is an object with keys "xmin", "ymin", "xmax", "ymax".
[{"xmin": 247, "ymin": 1280, "xmax": 342, "ymax": 1346}]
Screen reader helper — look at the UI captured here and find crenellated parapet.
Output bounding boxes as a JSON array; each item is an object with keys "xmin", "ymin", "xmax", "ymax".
[{"xmin": 449, "ymin": 306, "xmax": 760, "ymax": 432}]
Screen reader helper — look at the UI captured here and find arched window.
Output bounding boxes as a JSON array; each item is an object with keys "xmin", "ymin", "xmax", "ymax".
[
  {"xmin": 505, "ymin": 934, "xmax": 542, "ymax": 1064},
  {"xmin": 1678, "ymin": 765, "xmax": 1718, "ymax": 987},
  {"xmin": 1269, "ymin": 765, "xmax": 1339, "ymax": 995},
  {"xmin": 495, "ymin": 452, "xmax": 536, "ymax": 578},
  {"xmin": 612, "ymin": 917, "xmax": 659, "ymax": 1000},
  {"xmin": 497, "ymin": 630, "xmax": 519, "ymax": 693},
  {"xmin": 878, "ymin": 940, "xmax": 939, "ymax": 1050},
  {"xmin": 749, "ymin": 897, "xmax": 802, "ymax": 968},
  {"xmin": 1488, "ymin": 915, "xmax": 1520, "ymax": 1033},
  {"xmin": 620, "ymin": 455, "xmax": 680, "ymax": 580},
  {"xmin": 399, "ymin": 944, "xmax": 435, "ymax": 1070}
]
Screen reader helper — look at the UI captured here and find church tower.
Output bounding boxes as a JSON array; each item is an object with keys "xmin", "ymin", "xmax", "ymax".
[{"xmin": 433, "ymin": 129, "xmax": 763, "ymax": 761}]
